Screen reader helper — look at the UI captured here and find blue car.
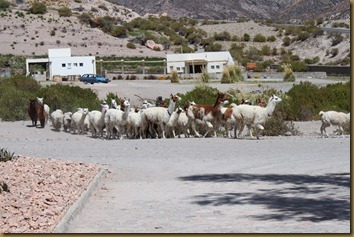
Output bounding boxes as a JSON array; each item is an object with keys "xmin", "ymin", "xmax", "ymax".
[{"xmin": 80, "ymin": 74, "xmax": 110, "ymax": 84}]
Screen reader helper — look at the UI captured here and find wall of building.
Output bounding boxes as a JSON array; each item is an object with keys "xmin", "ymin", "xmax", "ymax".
[{"xmin": 50, "ymin": 56, "xmax": 96, "ymax": 78}]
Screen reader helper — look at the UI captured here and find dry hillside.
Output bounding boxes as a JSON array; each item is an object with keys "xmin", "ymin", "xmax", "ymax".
[{"xmin": 0, "ymin": 0, "xmax": 350, "ymax": 66}]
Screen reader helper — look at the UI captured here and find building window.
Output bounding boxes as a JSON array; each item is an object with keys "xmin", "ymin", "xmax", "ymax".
[
  {"xmin": 79, "ymin": 63, "xmax": 83, "ymax": 67},
  {"xmin": 73, "ymin": 63, "xmax": 78, "ymax": 67},
  {"xmin": 170, "ymin": 66, "xmax": 173, "ymax": 70},
  {"xmin": 211, "ymin": 65, "xmax": 215, "ymax": 69},
  {"xmin": 216, "ymin": 65, "xmax": 220, "ymax": 69},
  {"xmin": 177, "ymin": 67, "xmax": 180, "ymax": 71},
  {"xmin": 67, "ymin": 63, "xmax": 71, "ymax": 69},
  {"xmin": 62, "ymin": 63, "xmax": 66, "ymax": 67}
]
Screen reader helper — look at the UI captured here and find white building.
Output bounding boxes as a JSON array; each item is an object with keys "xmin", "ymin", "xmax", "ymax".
[
  {"xmin": 166, "ymin": 51, "xmax": 234, "ymax": 75},
  {"xmin": 26, "ymin": 48, "xmax": 96, "ymax": 81}
]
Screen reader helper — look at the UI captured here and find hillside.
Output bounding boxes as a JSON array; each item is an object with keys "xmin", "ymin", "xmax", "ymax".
[
  {"xmin": 107, "ymin": 0, "xmax": 350, "ymax": 21},
  {"xmin": 0, "ymin": 0, "xmax": 350, "ymax": 67}
]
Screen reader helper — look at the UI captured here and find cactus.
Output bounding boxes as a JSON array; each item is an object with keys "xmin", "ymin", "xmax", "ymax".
[{"xmin": 0, "ymin": 148, "xmax": 15, "ymax": 162}]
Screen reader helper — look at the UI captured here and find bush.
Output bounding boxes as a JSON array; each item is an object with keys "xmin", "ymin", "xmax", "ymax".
[
  {"xmin": 111, "ymin": 26, "xmax": 127, "ymax": 38},
  {"xmin": 0, "ymin": 76, "xmax": 41, "ymax": 121},
  {"xmin": 253, "ymin": 33, "xmax": 266, "ymax": 42},
  {"xmin": 282, "ymin": 36, "xmax": 291, "ymax": 46},
  {"xmin": 126, "ymin": 42, "xmax": 136, "ymax": 49},
  {"xmin": 199, "ymin": 69, "xmax": 211, "ymax": 83},
  {"xmin": 0, "ymin": 0, "xmax": 11, "ymax": 11},
  {"xmin": 281, "ymin": 63, "xmax": 295, "ymax": 82},
  {"xmin": 177, "ymin": 84, "xmax": 220, "ymax": 106},
  {"xmin": 57, "ymin": 7, "xmax": 72, "ymax": 17},
  {"xmin": 38, "ymin": 84, "xmax": 101, "ymax": 112},
  {"xmin": 29, "ymin": 1, "xmax": 46, "ymax": 14},
  {"xmin": 170, "ymin": 70, "xmax": 180, "ymax": 83},
  {"xmin": 221, "ymin": 64, "xmax": 244, "ymax": 83},
  {"xmin": 282, "ymin": 81, "xmax": 350, "ymax": 121}
]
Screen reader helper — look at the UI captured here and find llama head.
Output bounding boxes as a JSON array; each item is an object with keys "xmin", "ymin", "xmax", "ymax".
[
  {"xmin": 269, "ymin": 94, "xmax": 282, "ymax": 103},
  {"xmin": 188, "ymin": 100, "xmax": 196, "ymax": 106},
  {"xmin": 83, "ymin": 108, "xmax": 89, "ymax": 114},
  {"xmin": 170, "ymin": 94, "xmax": 181, "ymax": 102},
  {"xmin": 122, "ymin": 99, "xmax": 130, "ymax": 107},
  {"xmin": 36, "ymin": 97, "xmax": 44, "ymax": 105},
  {"xmin": 175, "ymin": 107, "xmax": 183, "ymax": 114}
]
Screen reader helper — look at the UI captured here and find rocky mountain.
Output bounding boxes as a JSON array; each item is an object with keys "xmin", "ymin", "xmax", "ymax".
[{"xmin": 106, "ymin": 0, "xmax": 350, "ymax": 21}]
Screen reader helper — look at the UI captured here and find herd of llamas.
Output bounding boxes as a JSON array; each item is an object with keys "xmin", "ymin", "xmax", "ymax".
[{"xmin": 27, "ymin": 94, "xmax": 350, "ymax": 140}]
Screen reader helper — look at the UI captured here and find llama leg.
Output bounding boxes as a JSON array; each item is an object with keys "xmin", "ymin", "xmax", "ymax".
[
  {"xmin": 320, "ymin": 122, "xmax": 330, "ymax": 137},
  {"xmin": 255, "ymin": 124, "xmax": 264, "ymax": 139}
]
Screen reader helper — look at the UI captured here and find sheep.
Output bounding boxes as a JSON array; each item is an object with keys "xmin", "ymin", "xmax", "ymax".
[
  {"xmin": 71, "ymin": 108, "xmax": 89, "ymax": 134},
  {"xmin": 104, "ymin": 99, "xmax": 131, "ymax": 140},
  {"xmin": 63, "ymin": 112, "xmax": 73, "ymax": 132},
  {"xmin": 319, "ymin": 110, "xmax": 350, "ymax": 137},
  {"xmin": 187, "ymin": 93, "xmax": 226, "ymax": 138},
  {"xmin": 50, "ymin": 109, "xmax": 64, "ymax": 131},
  {"xmin": 28, "ymin": 99, "xmax": 38, "ymax": 127},
  {"xmin": 88, "ymin": 108, "xmax": 107, "ymax": 137},
  {"xmin": 232, "ymin": 94, "xmax": 282, "ymax": 139},
  {"xmin": 140, "ymin": 94, "xmax": 181, "ymax": 139}
]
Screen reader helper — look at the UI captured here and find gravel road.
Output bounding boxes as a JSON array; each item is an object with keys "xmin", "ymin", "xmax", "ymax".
[{"xmin": 0, "ymin": 78, "xmax": 350, "ymax": 233}]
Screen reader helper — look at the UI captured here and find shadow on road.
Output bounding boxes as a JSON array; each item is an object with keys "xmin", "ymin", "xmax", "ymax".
[{"xmin": 178, "ymin": 173, "xmax": 350, "ymax": 222}]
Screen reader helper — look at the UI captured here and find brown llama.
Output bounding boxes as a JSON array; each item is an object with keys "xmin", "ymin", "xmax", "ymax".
[
  {"xmin": 28, "ymin": 99, "xmax": 38, "ymax": 127},
  {"xmin": 36, "ymin": 103, "xmax": 47, "ymax": 128}
]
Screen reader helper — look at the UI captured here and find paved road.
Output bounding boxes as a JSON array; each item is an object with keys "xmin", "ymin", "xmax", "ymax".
[
  {"xmin": 0, "ymin": 121, "xmax": 350, "ymax": 233},
  {"xmin": 2, "ymin": 78, "xmax": 350, "ymax": 233}
]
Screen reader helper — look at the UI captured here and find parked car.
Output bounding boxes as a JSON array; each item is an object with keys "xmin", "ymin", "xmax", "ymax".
[{"xmin": 80, "ymin": 74, "xmax": 110, "ymax": 84}]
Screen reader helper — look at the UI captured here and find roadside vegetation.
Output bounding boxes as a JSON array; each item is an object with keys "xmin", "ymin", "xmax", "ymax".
[{"xmin": 0, "ymin": 75, "xmax": 350, "ymax": 136}]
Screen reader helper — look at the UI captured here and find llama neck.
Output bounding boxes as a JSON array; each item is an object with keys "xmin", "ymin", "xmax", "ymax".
[
  {"xmin": 167, "ymin": 100, "xmax": 176, "ymax": 115},
  {"xmin": 122, "ymin": 103, "xmax": 130, "ymax": 119},
  {"xmin": 265, "ymin": 100, "xmax": 276, "ymax": 116},
  {"xmin": 80, "ymin": 112, "xmax": 88, "ymax": 122}
]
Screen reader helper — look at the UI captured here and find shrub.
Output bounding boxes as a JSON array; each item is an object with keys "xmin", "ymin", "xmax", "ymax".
[
  {"xmin": 267, "ymin": 35, "xmax": 276, "ymax": 42},
  {"xmin": 242, "ymin": 33, "xmax": 250, "ymax": 42},
  {"xmin": 58, "ymin": 7, "xmax": 72, "ymax": 17},
  {"xmin": 0, "ymin": 0, "xmax": 11, "ymax": 11},
  {"xmin": 297, "ymin": 31, "xmax": 310, "ymax": 41},
  {"xmin": 199, "ymin": 68, "xmax": 211, "ymax": 83},
  {"xmin": 77, "ymin": 12, "xmax": 92, "ymax": 25},
  {"xmin": 282, "ymin": 81, "xmax": 350, "ymax": 121},
  {"xmin": 177, "ymin": 84, "xmax": 220, "ymax": 106},
  {"xmin": 253, "ymin": 33, "xmax": 266, "ymax": 42},
  {"xmin": 331, "ymin": 33, "xmax": 343, "ymax": 46},
  {"xmin": 29, "ymin": 1, "xmax": 46, "ymax": 14},
  {"xmin": 221, "ymin": 63, "xmax": 243, "ymax": 83},
  {"xmin": 282, "ymin": 36, "xmax": 291, "ymax": 46},
  {"xmin": 281, "ymin": 63, "xmax": 295, "ymax": 82},
  {"xmin": 38, "ymin": 84, "xmax": 101, "ymax": 112},
  {"xmin": 290, "ymin": 61, "xmax": 308, "ymax": 72},
  {"xmin": 170, "ymin": 70, "xmax": 179, "ymax": 83},
  {"xmin": 126, "ymin": 42, "xmax": 136, "ymax": 49},
  {"xmin": 111, "ymin": 26, "xmax": 127, "ymax": 38}
]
